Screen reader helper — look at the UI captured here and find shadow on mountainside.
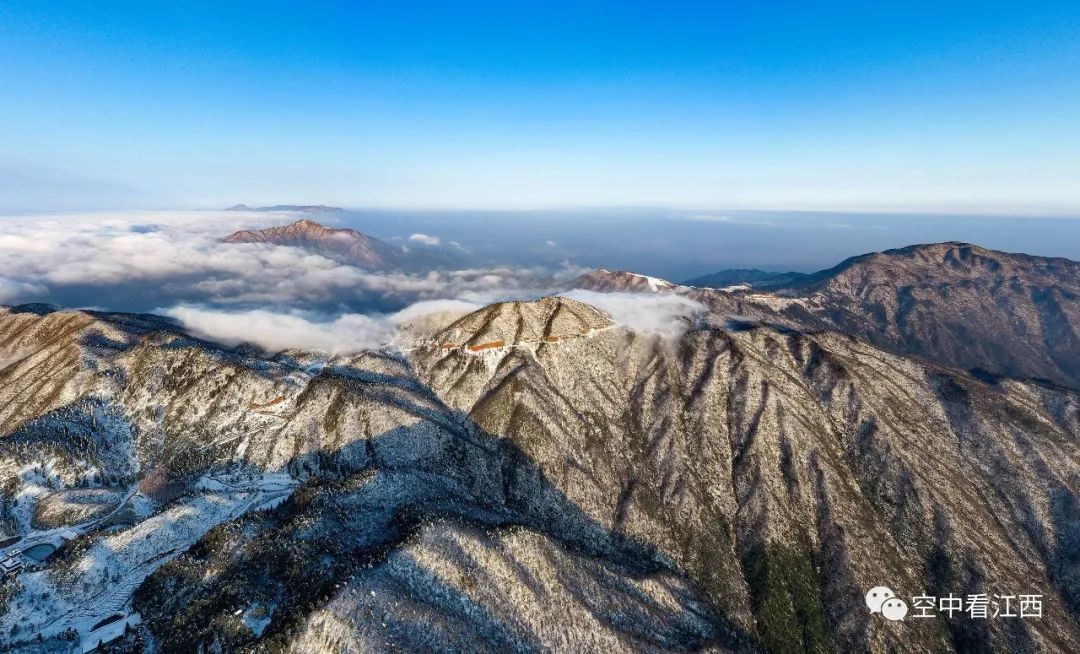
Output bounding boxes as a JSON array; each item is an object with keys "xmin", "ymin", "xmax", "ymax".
[{"xmin": 134, "ymin": 362, "xmax": 758, "ymax": 653}]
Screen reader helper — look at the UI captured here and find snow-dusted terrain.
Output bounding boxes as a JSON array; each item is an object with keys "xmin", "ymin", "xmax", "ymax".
[
  {"xmin": 1, "ymin": 471, "xmax": 295, "ymax": 648},
  {"xmin": 1, "ymin": 279, "xmax": 1079, "ymax": 653}
]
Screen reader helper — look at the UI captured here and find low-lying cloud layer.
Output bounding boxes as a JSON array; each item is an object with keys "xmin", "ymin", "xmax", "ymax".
[
  {"xmin": 166, "ymin": 307, "xmax": 391, "ymax": 354},
  {"xmin": 169, "ymin": 292, "xmax": 703, "ymax": 353},
  {"xmin": 0, "ymin": 211, "xmax": 579, "ymax": 313},
  {"xmin": 167, "ymin": 299, "xmax": 482, "ymax": 354},
  {"xmin": 0, "ymin": 211, "xmax": 709, "ymax": 354}
]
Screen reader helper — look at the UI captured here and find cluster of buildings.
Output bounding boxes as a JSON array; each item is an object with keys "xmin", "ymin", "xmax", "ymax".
[
  {"xmin": 0, "ymin": 553, "xmax": 24, "ymax": 578},
  {"xmin": 0, "ymin": 528, "xmax": 78, "ymax": 580}
]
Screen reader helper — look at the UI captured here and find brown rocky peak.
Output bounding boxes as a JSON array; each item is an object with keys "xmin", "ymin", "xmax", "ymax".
[
  {"xmin": 293, "ymin": 218, "xmax": 322, "ymax": 228},
  {"xmin": 223, "ymin": 219, "xmax": 355, "ymax": 243},
  {"xmin": 221, "ymin": 218, "xmax": 400, "ymax": 267}
]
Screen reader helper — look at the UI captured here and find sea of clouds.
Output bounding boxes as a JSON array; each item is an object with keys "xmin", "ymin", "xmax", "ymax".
[
  {"xmin": 0, "ymin": 211, "xmax": 574, "ymax": 307},
  {"xmin": 0, "ymin": 211, "xmax": 703, "ymax": 352}
]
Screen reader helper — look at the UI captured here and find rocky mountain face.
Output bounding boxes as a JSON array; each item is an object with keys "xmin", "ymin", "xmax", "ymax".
[
  {"xmin": 607, "ymin": 243, "xmax": 1080, "ymax": 390},
  {"xmin": 752, "ymin": 242, "xmax": 1080, "ymax": 389},
  {"xmin": 433, "ymin": 296, "xmax": 613, "ymax": 349},
  {"xmin": 1, "ymin": 295, "xmax": 1078, "ymax": 653},
  {"xmin": 222, "ymin": 219, "xmax": 403, "ymax": 269},
  {"xmin": 222, "ymin": 218, "xmax": 465, "ymax": 271}
]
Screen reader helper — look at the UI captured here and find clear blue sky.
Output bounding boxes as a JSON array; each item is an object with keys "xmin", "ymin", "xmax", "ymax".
[{"xmin": 2, "ymin": 1, "xmax": 1079, "ymax": 212}]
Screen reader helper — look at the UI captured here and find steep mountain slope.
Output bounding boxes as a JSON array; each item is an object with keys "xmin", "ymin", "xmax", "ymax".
[
  {"xmin": 432, "ymin": 296, "xmax": 612, "ymax": 349},
  {"xmin": 0, "ymin": 297, "xmax": 1078, "ymax": 652},
  {"xmin": 222, "ymin": 219, "xmax": 404, "ymax": 269},
  {"xmin": 0, "ymin": 304, "xmax": 734, "ymax": 652},
  {"xmin": 684, "ymin": 242, "xmax": 1080, "ymax": 389},
  {"xmin": 411, "ymin": 300, "xmax": 1080, "ymax": 654}
]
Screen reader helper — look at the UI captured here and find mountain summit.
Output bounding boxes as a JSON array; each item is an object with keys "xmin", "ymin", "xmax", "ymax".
[
  {"xmin": 222, "ymin": 218, "xmax": 467, "ymax": 271},
  {"xmin": 431, "ymin": 296, "xmax": 613, "ymax": 350},
  {"xmin": 777, "ymin": 241, "xmax": 1080, "ymax": 387},
  {"xmin": 573, "ymin": 268, "xmax": 677, "ymax": 293},
  {"xmin": 685, "ymin": 241, "xmax": 1080, "ymax": 388},
  {"xmin": 222, "ymin": 218, "xmax": 402, "ymax": 268}
]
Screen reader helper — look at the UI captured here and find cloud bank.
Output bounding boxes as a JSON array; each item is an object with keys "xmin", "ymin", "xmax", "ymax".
[
  {"xmin": 408, "ymin": 233, "xmax": 441, "ymax": 246},
  {"xmin": 165, "ymin": 299, "xmax": 483, "ymax": 354},
  {"xmin": 560, "ymin": 289, "xmax": 704, "ymax": 338},
  {"xmin": 0, "ymin": 211, "xmax": 580, "ymax": 312},
  {"xmin": 166, "ymin": 307, "xmax": 392, "ymax": 354},
  {"xmin": 0, "ymin": 210, "xmax": 707, "ymax": 354}
]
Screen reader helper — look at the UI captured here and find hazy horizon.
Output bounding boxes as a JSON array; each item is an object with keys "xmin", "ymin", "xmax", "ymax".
[{"xmin": 3, "ymin": 208, "xmax": 1079, "ymax": 315}]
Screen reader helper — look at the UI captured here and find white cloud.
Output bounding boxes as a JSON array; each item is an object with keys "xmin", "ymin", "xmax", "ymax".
[
  {"xmin": 408, "ymin": 233, "xmax": 441, "ymax": 246},
  {"xmin": 0, "ymin": 211, "xmax": 578, "ymax": 309},
  {"xmin": 165, "ymin": 291, "xmax": 706, "ymax": 355},
  {"xmin": 166, "ymin": 307, "xmax": 392, "ymax": 354},
  {"xmin": 0, "ymin": 278, "xmax": 48, "ymax": 304},
  {"xmin": 0, "ymin": 211, "xmax": 610, "ymax": 354},
  {"xmin": 559, "ymin": 290, "xmax": 704, "ymax": 338},
  {"xmin": 165, "ymin": 299, "xmax": 483, "ymax": 354},
  {"xmin": 388, "ymin": 299, "xmax": 480, "ymax": 328}
]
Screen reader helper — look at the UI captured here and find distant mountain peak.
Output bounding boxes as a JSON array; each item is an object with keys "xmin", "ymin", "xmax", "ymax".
[
  {"xmin": 278, "ymin": 217, "xmax": 335, "ymax": 234},
  {"xmin": 222, "ymin": 219, "xmax": 399, "ymax": 268},
  {"xmin": 701, "ymin": 240, "xmax": 1080, "ymax": 388},
  {"xmin": 796, "ymin": 240, "xmax": 1078, "ymax": 292},
  {"xmin": 223, "ymin": 218, "xmax": 349, "ymax": 241}
]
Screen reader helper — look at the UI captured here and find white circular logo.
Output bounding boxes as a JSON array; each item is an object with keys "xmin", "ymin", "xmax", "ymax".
[{"xmin": 881, "ymin": 597, "xmax": 909, "ymax": 621}]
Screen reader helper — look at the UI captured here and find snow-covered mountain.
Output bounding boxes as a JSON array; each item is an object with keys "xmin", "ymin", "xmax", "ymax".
[
  {"xmin": 1, "ymin": 289, "xmax": 1079, "ymax": 652},
  {"xmin": 682, "ymin": 242, "xmax": 1080, "ymax": 389},
  {"xmin": 573, "ymin": 268, "xmax": 678, "ymax": 293}
]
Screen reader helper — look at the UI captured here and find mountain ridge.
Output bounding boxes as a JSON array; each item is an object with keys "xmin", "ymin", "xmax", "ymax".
[
  {"xmin": 2, "ymin": 293, "xmax": 1075, "ymax": 651},
  {"xmin": 574, "ymin": 269, "xmax": 677, "ymax": 293},
  {"xmin": 222, "ymin": 218, "xmax": 467, "ymax": 271},
  {"xmin": 682, "ymin": 269, "xmax": 808, "ymax": 289},
  {"xmin": 1, "ymin": 244, "xmax": 1079, "ymax": 652},
  {"xmin": 590, "ymin": 241, "xmax": 1080, "ymax": 389},
  {"xmin": 222, "ymin": 218, "xmax": 403, "ymax": 269}
]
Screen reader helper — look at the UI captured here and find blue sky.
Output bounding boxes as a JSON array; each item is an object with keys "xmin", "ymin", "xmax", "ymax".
[{"xmin": 2, "ymin": 1, "xmax": 1079, "ymax": 212}]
